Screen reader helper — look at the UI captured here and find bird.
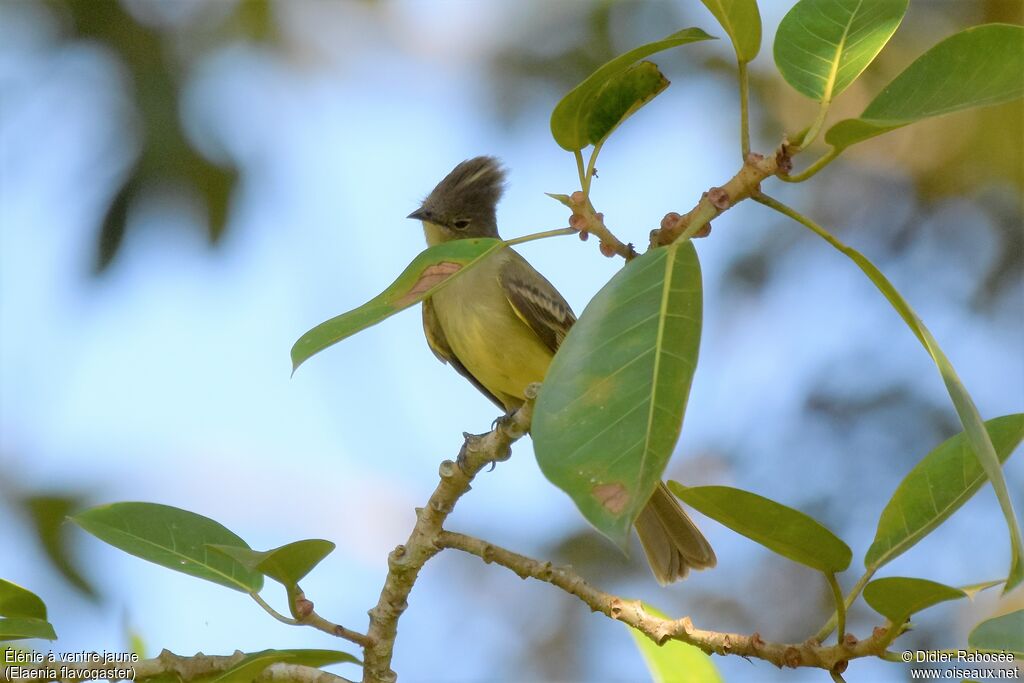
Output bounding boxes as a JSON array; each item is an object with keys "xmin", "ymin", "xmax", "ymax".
[{"xmin": 407, "ymin": 156, "xmax": 716, "ymax": 584}]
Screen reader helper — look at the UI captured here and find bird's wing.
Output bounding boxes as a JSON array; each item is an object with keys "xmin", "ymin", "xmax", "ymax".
[
  {"xmin": 498, "ymin": 252, "xmax": 576, "ymax": 354},
  {"xmin": 421, "ymin": 297, "xmax": 505, "ymax": 410}
]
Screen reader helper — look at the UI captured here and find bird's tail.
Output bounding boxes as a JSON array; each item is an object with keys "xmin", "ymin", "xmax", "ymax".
[{"xmin": 634, "ymin": 482, "xmax": 717, "ymax": 585}]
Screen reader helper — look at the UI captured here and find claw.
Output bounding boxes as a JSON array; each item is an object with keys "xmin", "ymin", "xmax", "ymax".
[{"xmin": 491, "ymin": 411, "xmax": 514, "ymax": 432}]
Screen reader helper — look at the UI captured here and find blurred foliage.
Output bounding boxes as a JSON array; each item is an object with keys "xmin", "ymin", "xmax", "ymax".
[
  {"xmin": 0, "ymin": 475, "xmax": 98, "ymax": 600},
  {"xmin": 47, "ymin": 0, "xmax": 282, "ymax": 273},
  {"xmin": 21, "ymin": 494, "xmax": 97, "ymax": 599}
]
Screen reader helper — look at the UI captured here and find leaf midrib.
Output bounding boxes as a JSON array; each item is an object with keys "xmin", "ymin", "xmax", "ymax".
[
  {"xmin": 83, "ymin": 519, "xmax": 254, "ymax": 590},
  {"xmin": 822, "ymin": 0, "xmax": 863, "ymax": 103},
  {"xmin": 639, "ymin": 245, "xmax": 677, "ymax": 485}
]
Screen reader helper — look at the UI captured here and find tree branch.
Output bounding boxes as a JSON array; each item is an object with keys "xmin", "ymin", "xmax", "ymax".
[
  {"xmin": 649, "ymin": 147, "xmax": 791, "ymax": 248},
  {"xmin": 436, "ymin": 530, "xmax": 891, "ymax": 673},
  {"xmin": 0, "ymin": 650, "xmax": 354, "ymax": 683},
  {"xmin": 361, "ymin": 391, "xmax": 537, "ymax": 683}
]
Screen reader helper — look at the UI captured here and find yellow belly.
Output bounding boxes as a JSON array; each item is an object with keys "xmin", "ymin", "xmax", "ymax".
[{"xmin": 431, "ymin": 255, "xmax": 553, "ymax": 409}]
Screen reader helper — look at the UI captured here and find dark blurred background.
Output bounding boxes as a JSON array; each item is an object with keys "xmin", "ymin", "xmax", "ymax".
[{"xmin": 1, "ymin": 1, "xmax": 1021, "ymax": 681}]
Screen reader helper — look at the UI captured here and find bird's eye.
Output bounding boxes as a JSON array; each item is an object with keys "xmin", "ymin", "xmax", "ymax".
[{"xmin": 452, "ymin": 218, "xmax": 471, "ymax": 230}]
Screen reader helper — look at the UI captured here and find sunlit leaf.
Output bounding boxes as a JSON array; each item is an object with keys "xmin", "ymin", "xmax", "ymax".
[
  {"xmin": 628, "ymin": 603, "xmax": 723, "ymax": 683},
  {"xmin": 0, "ymin": 618, "xmax": 57, "ymax": 642},
  {"xmin": 670, "ymin": 483, "xmax": 851, "ymax": 573},
  {"xmin": 700, "ymin": 0, "xmax": 761, "ymax": 63},
  {"xmin": 585, "ymin": 61, "xmax": 669, "ymax": 148},
  {"xmin": 534, "ymin": 242, "xmax": 702, "ymax": 548},
  {"xmin": 551, "ymin": 28, "xmax": 714, "ymax": 151},
  {"xmin": 826, "ymin": 24, "xmax": 1024, "ymax": 149},
  {"xmin": 863, "ymin": 577, "xmax": 965, "ymax": 624},
  {"xmin": 208, "ymin": 539, "xmax": 335, "ymax": 588},
  {"xmin": 291, "ymin": 238, "xmax": 504, "ymax": 372},
  {"xmin": 0, "ymin": 581, "xmax": 46, "ymax": 621},
  {"xmin": 211, "ymin": 649, "xmax": 360, "ymax": 683},
  {"xmin": 774, "ymin": 0, "xmax": 907, "ymax": 102},
  {"xmin": 968, "ymin": 610, "xmax": 1024, "ymax": 656},
  {"xmin": 866, "ymin": 414, "xmax": 1023, "ymax": 571},
  {"xmin": 71, "ymin": 502, "xmax": 263, "ymax": 593}
]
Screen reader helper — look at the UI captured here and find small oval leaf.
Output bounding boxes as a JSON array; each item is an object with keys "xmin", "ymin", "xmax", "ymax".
[
  {"xmin": 774, "ymin": 0, "xmax": 907, "ymax": 102},
  {"xmin": 826, "ymin": 24, "xmax": 1024, "ymax": 149},
  {"xmin": 71, "ymin": 502, "xmax": 263, "ymax": 593},
  {"xmin": 551, "ymin": 28, "xmax": 715, "ymax": 151},
  {"xmin": 0, "ymin": 617, "xmax": 57, "ymax": 642},
  {"xmin": 669, "ymin": 483, "xmax": 851, "ymax": 573},
  {"xmin": 208, "ymin": 539, "xmax": 335, "ymax": 587},
  {"xmin": 968, "ymin": 610, "xmax": 1024, "ymax": 656},
  {"xmin": 629, "ymin": 603, "xmax": 724, "ymax": 683},
  {"xmin": 866, "ymin": 414, "xmax": 1024, "ymax": 571},
  {"xmin": 700, "ymin": 0, "xmax": 761, "ymax": 63},
  {"xmin": 863, "ymin": 577, "xmax": 965, "ymax": 624},
  {"xmin": 291, "ymin": 238, "xmax": 505, "ymax": 372},
  {"xmin": 534, "ymin": 242, "xmax": 702, "ymax": 548},
  {"xmin": 0, "ymin": 580, "xmax": 47, "ymax": 620}
]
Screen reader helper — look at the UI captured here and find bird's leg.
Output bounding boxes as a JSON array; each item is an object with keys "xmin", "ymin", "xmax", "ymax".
[{"xmin": 456, "ymin": 412, "xmax": 516, "ymax": 474}]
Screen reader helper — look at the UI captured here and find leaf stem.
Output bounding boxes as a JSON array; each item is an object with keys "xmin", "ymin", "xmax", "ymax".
[
  {"xmin": 738, "ymin": 60, "xmax": 751, "ymax": 159},
  {"xmin": 826, "ymin": 573, "xmax": 846, "ymax": 645},
  {"xmin": 756, "ymin": 190, "xmax": 1024, "ymax": 593},
  {"xmin": 574, "ymin": 149, "xmax": 587, "ymax": 192},
  {"xmin": 250, "ymin": 592, "xmax": 299, "ymax": 625},
  {"xmin": 504, "ymin": 227, "xmax": 576, "ymax": 247},
  {"xmin": 779, "ymin": 147, "xmax": 840, "ymax": 183},
  {"xmin": 583, "ymin": 139, "xmax": 605, "ymax": 196},
  {"xmin": 816, "ymin": 567, "xmax": 876, "ymax": 642},
  {"xmin": 798, "ymin": 99, "xmax": 831, "ymax": 151}
]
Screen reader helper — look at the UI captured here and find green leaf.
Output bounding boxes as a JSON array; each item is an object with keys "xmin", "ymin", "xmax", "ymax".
[
  {"xmin": 863, "ymin": 577, "xmax": 965, "ymax": 623},
  {"xmin": 0, "ymin": 617, "xmax": 57, "ymax": 642},
  {"xmin": 826, "ymin": 24, "xmax": 1024, "ymax": 149},
  {"xmin": 71, "ymin": 502, "xmax": 263, "ymax": 593},
  {"xmin": 812, "ymin": 233, "xmax": 1023, "ymax": 591},
  {"xmin": 208, "ymin": 539, "xmax": 335, "ymax": 587},
  {"xmin": 628, "ymin": 604, "xmax": 723, "ymax": 683},
  {"xmin": 0, "ymin": 581, "xmax": 46, "ymax": 620},
  {"xmin": 585, "ymin": 61, "xmax": 670, "ymax": 149},
  {"xmin": 774, "ymin": 0, "xmax": 907, "ymax": 102},
  {"xmin": 291, "ymin": 238, "xmax": 504, "ymax": 373},
  {"xmin": 670, "ymin": 483, "xmax": 851, "ymax": 573},
  {"xmin": 533, "ymin": 242, "xmax": 703, "ymax": 548},
  {"xmin": 969, "ymin": 610, "xmax": 1024, "ymax": 656},
  {"xmin": 212, "ymin": 649, "xmax": 360, "ymax": 683},
  {"xmin": 551, "ymin": 28, "xmax": 715, "ymax": 151},
  {"xmin": 866, "ymin": 414, "xmax": 1024, "ymax": 571},
  {"xmin": 700, "ymin": 0, "xmax": 761, "ymax": 63}
]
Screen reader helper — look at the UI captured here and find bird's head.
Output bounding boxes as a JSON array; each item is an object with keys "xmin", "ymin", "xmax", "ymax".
[{"xmin": 408, "ymin": 156, "xmax": 506, "ymax": 243}]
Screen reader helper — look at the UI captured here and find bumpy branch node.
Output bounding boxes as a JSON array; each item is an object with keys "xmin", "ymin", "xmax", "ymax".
[
  {"xmin": 361, "ymin": 391, "xmax": 537, "ymax": 683},
  {"xmin": 436, "ymin": 531, "xmax": 895, "ymax": 671}
]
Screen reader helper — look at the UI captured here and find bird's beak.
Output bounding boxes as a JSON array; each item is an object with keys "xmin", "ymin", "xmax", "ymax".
[{"xmin": 407, "ymin": 208, "xmax": 429, "ymax": 221}]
